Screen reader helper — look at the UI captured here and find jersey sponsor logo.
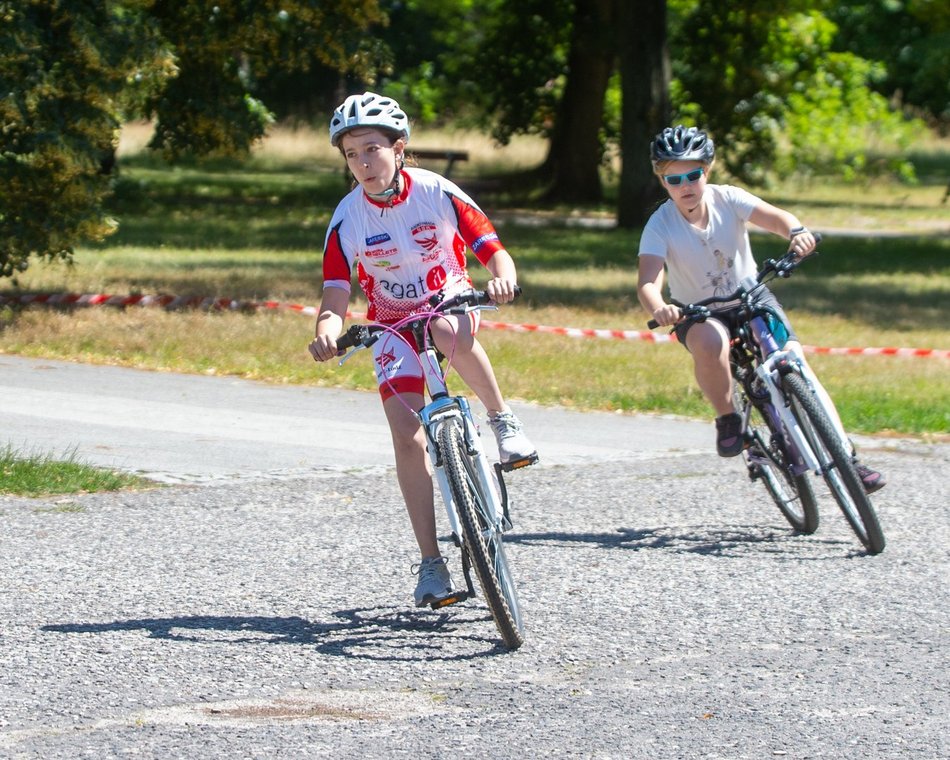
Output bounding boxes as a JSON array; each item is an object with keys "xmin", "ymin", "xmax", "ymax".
[
  {"xmin": 379, "ymin": 276, "xmax": 428, "ymax": 300},
  {"xmin": 415, "ymin": 233, "xmax": 439, "ymax": 251},
  {"xmin": 471, "ymin": 231, "xmax": 499, "ymax": 253},
  {"xmin": 376, "ymin": 265, "xmax": 447, "ymax": 300},
  {"xmin": 411, "ymin": 222, "xmax": 437, "ymax": 236},
  {"xmin": 426, "ymin": 265, "xmax": 447, "ymax": 291},
  {"xmin": 366, "ymin": 233, "xmax": 392, "ymax": 246},
  {"xmin": 364, "ymin": 246, "xmax": 396, "ymax": 259},
  {"xmin": 375, "ymin": 350, "xmax": 403, "ymax": 378},
  {"xmin": 412, "ymin": 222, "xmax": 440, "ymax": 252}
]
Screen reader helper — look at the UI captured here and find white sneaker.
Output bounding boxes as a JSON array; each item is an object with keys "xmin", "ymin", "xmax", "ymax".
[
  {"xmin": 412, "ymin": 556, "xmax": 454, "ymax": 608},
  {"xmin": 488, "ymin": 410, "xmax": 538, "ymax": 466}
]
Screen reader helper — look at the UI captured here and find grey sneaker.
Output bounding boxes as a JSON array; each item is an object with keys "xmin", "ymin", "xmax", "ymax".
[
  {"xmin": 412, "ymin": 556, "xmax": 454, "ymax": 608},
  {"xmin": 488, "ymin": 410, "xmax": 538, "ymax": 466}
]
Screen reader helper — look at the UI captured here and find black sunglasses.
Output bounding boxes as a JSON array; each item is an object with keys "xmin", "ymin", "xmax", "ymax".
[{"xmin": 663, "ymin": 168, "xmax": 704, "ymax": 186}]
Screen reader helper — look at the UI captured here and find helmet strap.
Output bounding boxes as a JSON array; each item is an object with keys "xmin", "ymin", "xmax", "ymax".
[{"xmin": 365, "ymin": 165, "xmax": 403, "ymax": 204}]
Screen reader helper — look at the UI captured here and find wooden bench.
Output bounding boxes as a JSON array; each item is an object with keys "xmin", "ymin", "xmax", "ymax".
[{"xmin": 408, "ymin": 148, "xmax": 469, "ymax": 178}]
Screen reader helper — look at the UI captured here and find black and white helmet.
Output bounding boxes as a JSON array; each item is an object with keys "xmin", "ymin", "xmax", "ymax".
[
  {"xmin": 329, "ymin": 91, "xmax": 411, "ymax": 147},
  {"xmin": 650, "ymin": 125, "xmax": 715, "ymax": 164}
]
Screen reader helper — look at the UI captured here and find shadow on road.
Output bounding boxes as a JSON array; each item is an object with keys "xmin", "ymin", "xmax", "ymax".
[
  {"xmin": 509, "ymin": 523, "xmax": 854, "ymax": 558},
  {"xmin": 41, "ymin": 605, "xmax": 512, "ymax": 661}
]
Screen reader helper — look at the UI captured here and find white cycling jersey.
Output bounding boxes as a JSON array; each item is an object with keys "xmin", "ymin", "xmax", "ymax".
[{"xmin": 322, "ymin": 167, "xmax": 505, "ymax": 323}]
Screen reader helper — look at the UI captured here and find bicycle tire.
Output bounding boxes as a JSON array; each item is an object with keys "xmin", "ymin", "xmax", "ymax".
[
  {"xmin": 439, "ymin": 417, "xmax": 524, "ymax": 650},
  {"xmin": 738, "ymin": 387, "xmax": 819, "ymax": 534},
  {"xmin": 782, "ymin": 373, "xmax": 886, "ymax": 554}
]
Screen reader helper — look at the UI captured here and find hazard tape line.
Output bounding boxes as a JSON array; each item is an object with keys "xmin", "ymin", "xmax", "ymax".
[
  {"xmin": 2, "ymin": 292, "xmax": 947, "ymax": 359},
  {"xmin": 479, "ymin": 320, "xmax": 675, "ymax": 343}
]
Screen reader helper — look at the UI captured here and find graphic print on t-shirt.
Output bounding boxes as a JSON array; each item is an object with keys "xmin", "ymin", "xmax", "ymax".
[{"xmin": 707, "ymin": 248, "xmax": 737, "ymax": 297}]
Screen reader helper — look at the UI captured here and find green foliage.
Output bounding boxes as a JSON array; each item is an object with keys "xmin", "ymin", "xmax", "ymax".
[
  {"xmin": 828, "ymin": 0, "xmax": 950, "ymax": 124},
  {"xmin": 471, "ymin": 0, "xmax": 574, "ymax": 144},
  {"xmin": 145, "ymin": 0, "xmax": 386, "ymax": 160},
  {"xmin": 674, "ymin": 4, "xmax": 925, "ymax": 184},
  {"xmin": 0, "ymin": 0, "xmax": 384, "ymax": 278},
  {"xmin": 0, "ymin": 444, "xmax": 148, "ymax": 496},
  {"xmin": 0, "ymin": 0, "xmax": 163, "ymax": 278}
]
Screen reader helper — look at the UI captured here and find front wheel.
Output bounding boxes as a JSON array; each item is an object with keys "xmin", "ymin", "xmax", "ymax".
[
  {"xmin": 738, "ymin": 385, "xmax": 819, "ymax": 534},
  {"xmin": 439, "ymin": 417, "xmax": 524, "ymax": 650},
  {"xmin": 782, "ymin": 373, "xmax": 885, "ymax": 554}
]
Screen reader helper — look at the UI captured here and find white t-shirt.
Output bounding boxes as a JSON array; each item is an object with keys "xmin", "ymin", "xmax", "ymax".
[{"xmin": 638, "ymin": 184, "xmax": 761, "ymax": 304}]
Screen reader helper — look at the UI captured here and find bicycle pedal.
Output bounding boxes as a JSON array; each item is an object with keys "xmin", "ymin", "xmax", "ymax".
[
  {"xmin": 430, "ymin": 591, "xmax": 468, "ymax": 609},
  {"xmin": 499, "ymin": 452, "xmax": 539, "ymax": 472}
]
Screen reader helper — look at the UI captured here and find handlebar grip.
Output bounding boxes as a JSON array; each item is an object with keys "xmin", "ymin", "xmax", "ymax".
[
  {"xmin": 334, "ymin": 332, "xmax": 356, "ymax": 353},
  {"xmin": 647, "ymin": 319, "xmax": 659, "ymax": 330},
  {"xmin": 334, "ymin": 324, "xmax": 375, "ymax": 354}
]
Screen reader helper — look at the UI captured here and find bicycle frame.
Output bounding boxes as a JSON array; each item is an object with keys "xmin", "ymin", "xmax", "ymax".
[
  {"xmin": 336, "ymin": 292, "xmax": 515, "ymax": 600},
  {"xmin": 663, "ymin": 252, "xmax": 847, "ymax": 484}
]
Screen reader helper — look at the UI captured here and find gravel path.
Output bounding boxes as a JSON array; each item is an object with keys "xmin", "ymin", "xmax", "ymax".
[{"xmin": 0, "ymin": 360, "xmax": 947, "ymax": 758}]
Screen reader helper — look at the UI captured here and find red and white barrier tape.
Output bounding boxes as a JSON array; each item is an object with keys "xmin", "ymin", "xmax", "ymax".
[{"xmin": 2, "ymin": 292, "xmax": 947, "ymax": 359}]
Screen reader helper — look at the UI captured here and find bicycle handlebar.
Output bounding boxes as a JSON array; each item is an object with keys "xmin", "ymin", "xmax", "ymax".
[
  {"xmin": 335, "ymin": 287, "xmax": 522, "ymax": 352},
  {"xmin": 646, "ymin": 234, "xmax": 821, "ymax": 330}
]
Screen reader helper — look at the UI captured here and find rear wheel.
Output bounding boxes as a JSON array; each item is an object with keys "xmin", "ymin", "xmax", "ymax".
[
  {"xmin": 782, "ymin": 373, "xmax": 885, "ymax": 554},
  {"xmin": 439, "ymin": 418, "xmax": 524, "ymax": 649},
  {"xmin": 736, "ymin": 387, "xmax": 819, "ymax": 534}
]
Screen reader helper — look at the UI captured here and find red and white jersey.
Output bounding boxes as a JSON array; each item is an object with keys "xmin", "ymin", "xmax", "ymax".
[{"xmin": 322, "ymin": 167, "xmax": 506, "ymax": 322}]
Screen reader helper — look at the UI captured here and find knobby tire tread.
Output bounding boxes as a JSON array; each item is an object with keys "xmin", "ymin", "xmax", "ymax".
[
  {"xmin": 439, "ymin": 419, "xmax": 524, "ymax": 650},
  {"xmin": 782, "ymin": 373, "xmax": 885, "ymax": 554}
]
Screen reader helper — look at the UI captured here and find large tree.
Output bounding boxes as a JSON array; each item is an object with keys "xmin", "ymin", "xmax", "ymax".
[
  {"xmin": 617, "ymin": 0, "xmax": 670, "ymax": 227},
  {"xmin": 0, "ymin": 0, "xmax": 383, "ymax": 278},
  {"xmin": 542, "ymin": 0, "xmax": 618, "ymax": 202},
  {"xmin": 0, "ymin": 1, "xmax": 165, "ymax": 278}
]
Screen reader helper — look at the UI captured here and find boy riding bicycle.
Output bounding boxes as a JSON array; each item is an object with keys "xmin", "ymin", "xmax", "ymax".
[
  {"xmin": 636, "ymin": 124, "xmax": 885, "ymax": 493},
  {"xmin": 308, "ymin": 92, "xmax": 538, "ymax": 608}
]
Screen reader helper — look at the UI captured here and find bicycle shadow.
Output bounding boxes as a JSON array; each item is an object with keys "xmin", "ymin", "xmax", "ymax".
[
  {"xmin": 41, "ymin": 604, "xmax": 511, "ymax": 661},
  {"xmin": 508, "ymin": 524, "xmax": 852, "ymax": 558}
]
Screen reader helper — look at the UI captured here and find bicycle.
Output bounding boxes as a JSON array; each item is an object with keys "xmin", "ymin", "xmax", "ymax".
[
  {"xmin": 648, "ymin": 243, "xmax": 886, "ymax": 555},
  {"xmin": 335, "ymin": 288, "xmax": 533, "ymax": 649}
]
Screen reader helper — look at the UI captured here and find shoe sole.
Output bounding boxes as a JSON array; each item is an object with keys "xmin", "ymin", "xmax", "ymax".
[{"xmin": 717, "ymin": 446, "xmax": 744, "ymax": 458}]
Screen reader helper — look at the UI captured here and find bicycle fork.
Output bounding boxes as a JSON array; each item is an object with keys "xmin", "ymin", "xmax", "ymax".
[{"xmin": 755, "ymin": 354, "xmax": 825, "ymax": 477}]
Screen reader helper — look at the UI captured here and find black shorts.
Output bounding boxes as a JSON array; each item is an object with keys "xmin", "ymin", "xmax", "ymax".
[{"xmin": 672, "ymin": 286, "xmax": 797, "ymax": 350}]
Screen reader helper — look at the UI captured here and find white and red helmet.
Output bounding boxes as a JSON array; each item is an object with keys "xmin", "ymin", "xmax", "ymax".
[{"xmin": 329, "ymin": 91, "xmax": 410, "ymax": 147}]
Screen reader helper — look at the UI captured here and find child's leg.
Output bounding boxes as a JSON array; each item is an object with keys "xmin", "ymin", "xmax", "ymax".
[
  {"xmin": 684, "ymin": 319, "xmax": 734, "ymax": 416},
  {"xmin": 382, "ymin": 392, "xmax": 441, "ymax": 558},
  {"xmin": 430, "ymin": 315, "xmax": 506, "ymax": 414}
]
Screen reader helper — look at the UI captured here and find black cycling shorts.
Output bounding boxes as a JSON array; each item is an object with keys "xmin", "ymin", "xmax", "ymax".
[{"xmin": 673, "ymin": 286, "xmax": 797, "ymax": 350}]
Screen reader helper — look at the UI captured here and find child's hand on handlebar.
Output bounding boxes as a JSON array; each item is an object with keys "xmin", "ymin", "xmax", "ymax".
[
  {"xmin": 788, "ymin": 226, "xmax": 817, "ymax": 261},
  {"xmin": 486, "ymin": 277, "xmax": 519, "ymax": 304},
  {"xmin": 308, "ymin": 334, "xmax": 338, "ymax": 362},
  {"xmin": 651, "ymin": 303, "xmax": 682, "ymax": 327}
]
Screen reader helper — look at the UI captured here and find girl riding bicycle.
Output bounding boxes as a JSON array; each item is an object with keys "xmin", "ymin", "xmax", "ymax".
[
  {"xmin": 636, "ymin": 124, "xmax": 884, "ymax": 493},
  {"xmin": 308, "ymin": 92, "xmax": 538, "ymax": 608}
]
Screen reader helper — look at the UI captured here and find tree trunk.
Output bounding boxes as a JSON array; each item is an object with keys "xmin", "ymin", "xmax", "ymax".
[
  {"xmin": 617, "ymin": 0, "xmax": 670, "ymax": 228},
  {"xmin": 541, "ymin": 0, "xmax": 616, "ymax": 203}
]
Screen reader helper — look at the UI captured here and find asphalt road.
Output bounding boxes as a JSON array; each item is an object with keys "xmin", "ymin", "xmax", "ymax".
[{"xmin": 1, "ymin": 355, "xmax": 947, "ymax": 758}]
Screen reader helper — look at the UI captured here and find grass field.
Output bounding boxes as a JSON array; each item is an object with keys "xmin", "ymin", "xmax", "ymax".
[{"xmin": 1, "ymin": 123, "xmax": 948, "ymax": 438}]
